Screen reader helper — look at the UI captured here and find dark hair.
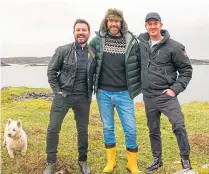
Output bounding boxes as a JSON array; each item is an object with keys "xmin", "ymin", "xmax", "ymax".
[{"xmin": 73, "ymin": 19, "xmax": 90, "ymax": 32}]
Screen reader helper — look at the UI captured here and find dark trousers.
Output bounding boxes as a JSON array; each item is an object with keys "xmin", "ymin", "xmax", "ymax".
[
  {"xmin": 46, "ymin": 93, "xmax": 90, "ymax": 163},
  {"xmin": 143, "ymin": 94, "xmax": 190, "ymax": 159}
]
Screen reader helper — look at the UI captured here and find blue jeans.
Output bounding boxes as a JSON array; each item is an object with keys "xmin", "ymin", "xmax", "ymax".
[{"xmin": 96, "ymin": 89, "xmax": 138, "ymax": 149}]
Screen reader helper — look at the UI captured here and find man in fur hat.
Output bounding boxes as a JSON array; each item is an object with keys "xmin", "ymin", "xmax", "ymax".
[{"xmin": 89, "ymin": 8, "xmax": 141, "ymax": 174}]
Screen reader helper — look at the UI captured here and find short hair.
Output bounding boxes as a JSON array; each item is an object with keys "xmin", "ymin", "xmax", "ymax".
[{"xmin": 73, "ymin": 19, "xmax": 90, "ymax": 32}]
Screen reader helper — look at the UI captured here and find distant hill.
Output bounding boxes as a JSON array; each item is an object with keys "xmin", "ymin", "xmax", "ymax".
[
  {"xmin": 1, "ymin": 57, "xmax": 209, "ymax": 66},
  {"xmin": 1, "ymin": 57, "xmax": 51, "ymax": 65},
  {"xmin": 1, "ymin": 60, "xmax": 11, "ymax": 66},
  {"xmin": 190, "ymin": 59, "xmax": 209, "ymax": 65}
]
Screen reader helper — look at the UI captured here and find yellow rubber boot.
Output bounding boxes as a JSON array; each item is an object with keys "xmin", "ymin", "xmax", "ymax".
[
  {"xmin": 103, "ymin": 147, "xmax": 116, "ymax": 173},
  {"xmin": 126, "ymin": 151, "xmax": 140, "ymax": 174}
]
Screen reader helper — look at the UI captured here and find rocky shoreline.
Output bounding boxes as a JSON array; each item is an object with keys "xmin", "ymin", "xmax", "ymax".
[
  {"xmin": 15, "ymin": 91, "xmax": 54, "ymax": 101},
  {"xmin": 2, "ymin": 87, "xmax": 53, "ymax": 101},
  {"xmin": 1, "ymin": 61, "xmax": 11, "ymax": 66}
]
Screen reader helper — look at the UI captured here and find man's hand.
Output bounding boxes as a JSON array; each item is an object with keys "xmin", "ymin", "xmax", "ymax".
[{"xmin": 163, "ymin": 89, "xmax": 176, "ymax": 97}]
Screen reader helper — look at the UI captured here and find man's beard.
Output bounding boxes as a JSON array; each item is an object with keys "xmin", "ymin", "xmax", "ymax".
[
  {"xmin": 76, "ymin": 34, "xmax": 88, "ymax": 44},
  {"xmin": 108, "ymin": 26, "xmax": 121, "ymax": 35},
  {"xmin": 77, "ymin": 40, "xmax": 87, "ymax": 44}
]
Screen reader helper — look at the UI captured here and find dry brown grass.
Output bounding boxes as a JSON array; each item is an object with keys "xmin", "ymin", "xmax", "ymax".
[{"xmin": 190, "ymin": 133, "xmax": 209, "ymax": 152}]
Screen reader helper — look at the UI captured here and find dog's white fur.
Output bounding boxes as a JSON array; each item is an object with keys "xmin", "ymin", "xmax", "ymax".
[{"xmin": 3, "ymin": 119, "xmax": 28, "ymax": 158}]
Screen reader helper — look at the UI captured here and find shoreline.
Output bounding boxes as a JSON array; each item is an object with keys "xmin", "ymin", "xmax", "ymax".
[
  {"xmin": 1, "ymin": 87, "xmax": 209, "ymax": 104},
  {"xmin": 1, "ymin": 57, "xmax": 209, "ymax": 66}
]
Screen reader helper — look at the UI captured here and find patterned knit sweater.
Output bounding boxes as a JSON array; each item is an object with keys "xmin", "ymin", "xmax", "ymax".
[{"xmin": 99, "ymin": 34, "xmax": 127, "ymax": 91}]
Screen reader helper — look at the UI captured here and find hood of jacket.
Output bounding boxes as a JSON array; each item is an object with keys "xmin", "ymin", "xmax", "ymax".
[
  {"xmin": 99, "ymin": 8, "xmax": 128, "ymax": 36},
  {"xmin": 138, "ymin": 29, "xmax": 170, "ymax": 43}
]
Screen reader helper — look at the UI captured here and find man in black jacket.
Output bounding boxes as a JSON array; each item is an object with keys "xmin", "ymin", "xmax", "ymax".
[
  {"xmin": 138, "ymin": 12, "xmax": 193, "ymax": 173},
  {"xmin": 43, "ymin": 19, "xmax": 96, "ymax": 174}
]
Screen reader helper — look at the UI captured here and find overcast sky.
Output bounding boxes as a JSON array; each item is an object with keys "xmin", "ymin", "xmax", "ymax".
[{"xmin": 0, "ymin": 0, "xmax": 209, "ymax": 59}]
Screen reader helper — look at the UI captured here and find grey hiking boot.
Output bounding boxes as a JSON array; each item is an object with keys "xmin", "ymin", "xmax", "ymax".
[
  {"xmin": 181, "ymin": 158, "xmax": 192, "ymax": 169},
  {"xmin": 145, "ymin": 157, "xmax": 163, "ymax": 173},
  {"xmin": 43, "ymin": 163, "xmax": 56, "ymax": 174},
  {"xmin": 78, "ymin": 161, "xmax": 91, "ymax": 174}
]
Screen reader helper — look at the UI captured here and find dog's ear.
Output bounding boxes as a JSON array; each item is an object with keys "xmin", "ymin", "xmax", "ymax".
[
  {"xmin": 17, "ymin": 119, "xmax": 22, "ymax": 128},
  {"xmin": 7, "ymin": 119, "xmax": 12, "ymax": 125}
]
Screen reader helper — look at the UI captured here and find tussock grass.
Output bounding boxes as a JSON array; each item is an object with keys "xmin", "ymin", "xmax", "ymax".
[{"xmin": 1, "ymin": 87, "xmax": 209, "ymax": 174}]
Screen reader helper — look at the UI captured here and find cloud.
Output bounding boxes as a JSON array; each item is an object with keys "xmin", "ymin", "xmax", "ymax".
[{"xmin": 0, "ymin": 0, "xmax": 209, "ymax": 59}]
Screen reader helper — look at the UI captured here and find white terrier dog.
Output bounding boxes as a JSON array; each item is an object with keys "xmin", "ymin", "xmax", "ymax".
[{"xmin": 2, "ymin": 119, "xmax": 28, "ymax": 158}]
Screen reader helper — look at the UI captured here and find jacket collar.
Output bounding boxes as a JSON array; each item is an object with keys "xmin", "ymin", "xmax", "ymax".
[
  {"xmin": 75, "ymin": 41, "xmax": 88, "ymax": 50},
  {"xmin": 138, "ymin": 29, "xmax": 170, "ymax": 44}
]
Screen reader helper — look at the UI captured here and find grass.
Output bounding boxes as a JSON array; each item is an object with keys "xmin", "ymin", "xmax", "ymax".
[{"xmin": 1, "ymin": 87, "xmax": 209, "ymax": 174}]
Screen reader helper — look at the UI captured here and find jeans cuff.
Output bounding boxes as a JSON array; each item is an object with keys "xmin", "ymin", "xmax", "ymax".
[
  {"xmin": 47, "ymin": 154, "xmax": 57, "ymax": 163},
  {"xmin": 181, "ymin": 155, "xmax": 189, "ymax": 160},
  {"xmin": 126, "ymin": 147, "xmax": 138, "ymax": 152},
  {"xmin": 105, "ymin": 143, "xmax": 116, "ymax": 148},
  {"xmin": 78, "ymin": 156, "xmax": 87, "ymax": 161}
]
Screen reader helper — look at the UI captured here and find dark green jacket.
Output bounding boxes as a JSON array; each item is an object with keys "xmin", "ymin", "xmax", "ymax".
[
  {"xmin": 47, "ymin": 42, "xmax": 96, "ymax": 100},
  {"xmin": 89, "ymin": 31, "xmax": 141, "ymax": 99},
  {"xmin": 138, "ymin": 30, "xmax": 193, "ymax": 96}
]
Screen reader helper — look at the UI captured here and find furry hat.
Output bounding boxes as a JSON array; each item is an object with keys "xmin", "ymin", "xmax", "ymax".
[{"xmin": 100, "ymin": 8, "xmax": 128, "ymax": 34}]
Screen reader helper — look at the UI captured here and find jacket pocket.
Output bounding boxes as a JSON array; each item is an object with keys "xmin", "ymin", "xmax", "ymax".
[
  {"xmin": 141, "ymin": 66, "xmax": 149, "ymax": 89},
  {"xmin": 164, "ymin": 69, "xmax": 176, "ymax": 85},
  {"xmin": 156, "ymin": 50, "xmax": 171, "ymax": 64},
  {"xmin": 149, "ymin": 67, "xmax": 168, "ymax": 89},
  {"xmin": 59, "ymin": 72, "xmax": 68, "ymax": 86}
]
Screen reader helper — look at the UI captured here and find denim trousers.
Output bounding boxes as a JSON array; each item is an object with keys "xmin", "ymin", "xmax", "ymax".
[
  {"xmin": 96, "ymin": 89, "xmax": 138, "ymax": 149},
  {"xmin": 46, "ymin": 93, "xmax": 90, "ymax": 163}
]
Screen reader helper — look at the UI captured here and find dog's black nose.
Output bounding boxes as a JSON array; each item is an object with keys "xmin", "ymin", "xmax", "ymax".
[{"xmin": 8, "ymin": 133, "xmax": 12, "ymax": 137}]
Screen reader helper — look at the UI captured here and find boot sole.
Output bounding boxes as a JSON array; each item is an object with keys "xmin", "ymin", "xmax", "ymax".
[
  {"xmin": 145, "ymin": 165, "xmax": 163, "ymax": 174},
  {"xmin": 103, "ymin": 165, "xmax": 116, "ymax": 173},
  {"xmin": 127, "ymin": 168, "xmax": 142, "ymax": 174}
]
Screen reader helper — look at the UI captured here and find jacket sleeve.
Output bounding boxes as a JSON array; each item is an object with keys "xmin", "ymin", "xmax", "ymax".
[
  {"xmin": 88, "ymin": 37, "xmax": 97, "ymax": 94},
  {"xmin": 47, "ymin": 47, "xmax": 63, "ymax": 94},
  {"xmin": 170, "ymin": 45, "xmax": 193, "ymax": 95}
]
